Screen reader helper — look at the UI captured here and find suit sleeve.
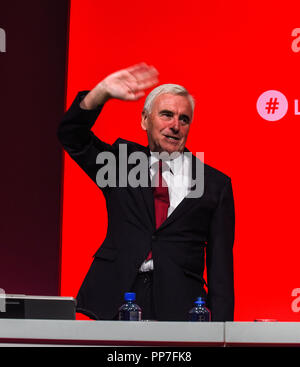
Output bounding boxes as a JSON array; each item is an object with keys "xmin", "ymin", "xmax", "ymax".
[
  {"xmin": 206, "ymin": 178, "xmax": 235, "ymax": 321},
  {"xmin": 57, "ymin": 91, "xmax": 117, "ymax": 189}
]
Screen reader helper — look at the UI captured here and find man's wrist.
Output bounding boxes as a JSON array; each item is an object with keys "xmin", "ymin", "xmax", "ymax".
[{"xmin": 80, "ymin": 83, "xmax": 110, "ymax": 110}]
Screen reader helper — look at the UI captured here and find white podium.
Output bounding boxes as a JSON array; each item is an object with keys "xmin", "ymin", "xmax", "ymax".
[
  {"xmin": 225, "ymin": 322, "xmax": 300, "ymax": 347},
  {"xmin": 0, "ymin": 320, "xmax": 300, "ymax": 347},
  {"xmin": 0, "ymin": 319, "xmax": 224, "ymax": 346}
]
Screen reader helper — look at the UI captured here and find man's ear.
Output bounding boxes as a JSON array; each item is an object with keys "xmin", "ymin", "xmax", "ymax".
[{"xmin": 141, "ymin": 110, "xmax": 148, "ymax": 131}]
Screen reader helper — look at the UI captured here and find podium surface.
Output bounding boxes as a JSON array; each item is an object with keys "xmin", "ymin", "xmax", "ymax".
[
  {"xmin": 225, "ymin": 322, "xmax": 300, "ymax": 347},
  {"xmin": 0, "ymin": 319, "xmax": 224, "ymax": 346},
  {"xmin": 0, "ymin": 320, "xmax": 300, "ymax": 346}
]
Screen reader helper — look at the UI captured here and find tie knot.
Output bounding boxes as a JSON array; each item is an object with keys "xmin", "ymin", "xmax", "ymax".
[{"xmin": 151, "ymin": 159, "xmax": 170, "ymax": 175}]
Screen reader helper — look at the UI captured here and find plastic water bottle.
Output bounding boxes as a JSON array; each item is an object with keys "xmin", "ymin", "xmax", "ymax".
[
  {"xmin": 118, "ymin": 292, "xmax": 142, "ymax": 321},
  {"xmin": 188, "ymin": 297, "xmax": 211, "ymax": 321}
]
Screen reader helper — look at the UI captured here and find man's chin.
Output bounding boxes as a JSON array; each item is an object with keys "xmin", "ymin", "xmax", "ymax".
[
  {"xmin": 160, "ymin": 143, "xmax": 184, "ymax": 154},
  {"xmin": 150, "ymin": 138, "xmax": 185, "ymax": 154}
]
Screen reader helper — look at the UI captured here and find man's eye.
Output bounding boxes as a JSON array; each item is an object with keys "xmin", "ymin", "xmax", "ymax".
[
  {"xmin": 161, "ymin": 112, "xmax": 172, "ymax": 117},
  {"xmin": 180, "ymin": 117, "xmax": 190, "ymax": 124}
]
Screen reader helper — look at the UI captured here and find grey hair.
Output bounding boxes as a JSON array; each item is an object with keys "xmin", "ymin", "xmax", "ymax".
[{"xmin": 143, "ymin": 83, "xmax": 195, "ymax": 117}]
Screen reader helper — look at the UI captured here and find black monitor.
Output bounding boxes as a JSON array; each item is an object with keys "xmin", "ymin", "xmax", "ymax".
[{"xmin": 0, "ymin": 295, "xmax": 76, "ymax": 320}]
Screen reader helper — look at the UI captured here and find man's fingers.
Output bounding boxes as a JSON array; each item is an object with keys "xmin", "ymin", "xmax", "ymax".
[
  {"xmin": 122, "ymin": 66, "xmax": 158, "ymax": 92},
  {"xmin": 103, "ymin": 63, "xmax": 159, "ymax": 101},
  {"xmin": 129, "ymin": 63, "xmax": 159, "ymax": 77},
  {"xmin": 135, "ymin": 77, "xmax": 159, "ymax": 91},
  {"xmin": 131, "ymin": 67, "xmax": 159, "ymax": 83},
  {"xmin": 124, "ymin": 76, "xmax": 158, "ymax": 96},
  {"xmin": 126, "ymin": 62, "xmax": 149, "ymax": 74},
  {"xmin": 126, "ymin": 63, "xmax": 159, "ymax": 84}
]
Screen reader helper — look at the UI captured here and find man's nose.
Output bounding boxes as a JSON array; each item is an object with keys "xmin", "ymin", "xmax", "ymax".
[{"xmin": 170, "ymin": 117, "xmax": 180, "ymax": 132}]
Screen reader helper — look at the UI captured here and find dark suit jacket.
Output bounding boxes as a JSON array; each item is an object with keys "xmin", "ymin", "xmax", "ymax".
[{"xmin": 57, "ymin": 91, "xmax": 235, "ymax": 321}]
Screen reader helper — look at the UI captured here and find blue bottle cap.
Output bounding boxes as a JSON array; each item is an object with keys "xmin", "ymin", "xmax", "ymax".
[
  {"xmin": 195, "ymin": 297, "xmax": 205, "ymax": 305},
  {"xmin": 124, "ymin": 292, "xmax": 136, "ymax": 301}
]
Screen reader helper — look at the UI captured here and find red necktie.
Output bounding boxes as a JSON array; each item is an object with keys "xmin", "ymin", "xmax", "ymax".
[{"xmin": 146, "ymin": 160, "xmax": 170, "ymax": 260}]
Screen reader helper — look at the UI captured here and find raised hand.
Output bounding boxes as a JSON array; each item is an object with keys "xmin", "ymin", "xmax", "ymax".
[{"xmin": 80, "ymin": 63, "xmax": 159, "ymax": 110}]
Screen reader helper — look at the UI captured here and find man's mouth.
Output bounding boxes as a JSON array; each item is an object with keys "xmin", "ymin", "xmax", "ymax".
[{"xmin": 163, "ymin": 134, "xmax": 180, "ymax": 141}]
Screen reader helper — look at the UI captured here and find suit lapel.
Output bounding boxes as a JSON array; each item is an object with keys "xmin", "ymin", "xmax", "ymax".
[
  {"xmin": 134, "ymin": 144, "xmax": 155, "ymax": 228},
  {"xmin": 140, "ymin": 185, "xmax": 155, "ymax": 228}
]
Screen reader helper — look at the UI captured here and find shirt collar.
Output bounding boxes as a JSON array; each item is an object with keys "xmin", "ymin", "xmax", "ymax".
[{"xmin": 149, "ymin": 151, "xmax": 184, "ymax": 175}]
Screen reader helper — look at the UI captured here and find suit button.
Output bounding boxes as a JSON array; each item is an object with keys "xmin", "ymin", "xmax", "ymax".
[{"xmin": 152, "ymin": 235, "xmax": 157, "ymax": 241}]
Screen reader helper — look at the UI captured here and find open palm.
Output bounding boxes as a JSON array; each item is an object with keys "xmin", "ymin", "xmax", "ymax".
[{"xmin": 101, "ymin": 63, "xmax": 159, "ymax": 101}]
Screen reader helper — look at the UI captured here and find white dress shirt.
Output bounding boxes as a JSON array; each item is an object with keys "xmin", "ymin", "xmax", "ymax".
[{"xmin": 139, "ymin": 151, "xmax": 192, "ymax": 272}]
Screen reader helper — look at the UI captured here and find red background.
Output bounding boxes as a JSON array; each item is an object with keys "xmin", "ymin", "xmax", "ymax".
[{"xmin": 60, "ymin": 0, "xmax": 300, "ymax": 321}]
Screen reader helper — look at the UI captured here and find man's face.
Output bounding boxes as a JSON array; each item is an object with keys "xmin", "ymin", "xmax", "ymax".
[{"xmin": 141, "ymin": 93, "xmax": 193, "ymax": 154}]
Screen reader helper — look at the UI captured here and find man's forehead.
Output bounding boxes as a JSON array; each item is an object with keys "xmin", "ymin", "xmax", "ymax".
[{"xmin": 153, "ymin": 93, "xmax": 192, "ymax": 113}]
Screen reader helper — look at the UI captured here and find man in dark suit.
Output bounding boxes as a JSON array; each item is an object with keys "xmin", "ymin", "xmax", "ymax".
[{"xmin": 57, "ymin": 63, "xmax": 235, "ymax": 321}]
